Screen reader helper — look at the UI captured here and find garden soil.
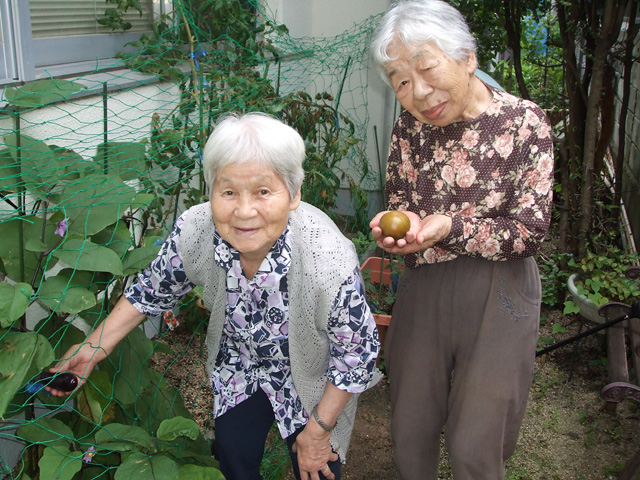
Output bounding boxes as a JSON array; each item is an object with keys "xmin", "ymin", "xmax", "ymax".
[{"xmin": 152, "ymin": 305, "xmax": 640, "ymax": 479}]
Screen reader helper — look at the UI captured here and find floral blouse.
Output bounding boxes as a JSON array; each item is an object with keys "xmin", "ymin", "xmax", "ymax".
[
  {"xmin": 386, "ymin": 87, "xmax": 554, "ymax": 268},
  {"xmin": 125, "ymin": 215, "xmax": 379, "ymax": 438}
]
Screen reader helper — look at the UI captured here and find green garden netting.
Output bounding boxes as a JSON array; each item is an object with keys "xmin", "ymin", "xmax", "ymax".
[{"xmin": 0, "ymin": 1, "xmax": 384, "ymax": 478}]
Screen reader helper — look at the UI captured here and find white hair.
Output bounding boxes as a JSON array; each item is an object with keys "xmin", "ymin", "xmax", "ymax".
[
  {"xmin": 202, "ymin": 112, "xmax": 305, "ymax": 200},
  {"xmin": 371, "ymin": 0, "xmax": 477, "ymax": 86}
]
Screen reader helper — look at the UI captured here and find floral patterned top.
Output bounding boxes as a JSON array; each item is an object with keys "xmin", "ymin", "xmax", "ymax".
[
  {"xmin": 385, "ymin": 87, "xmax": 554, "ymax": 268},
  {"xmin": 125, "ymin": 215, "xmax": 379, "ymax": 438}
]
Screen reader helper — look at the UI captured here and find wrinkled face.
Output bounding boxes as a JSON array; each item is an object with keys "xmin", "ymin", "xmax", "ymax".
[
  {"xmin": 210, "ymin": 162, "xmax": 301, "ymax": 266},
  {"xmin": 386, "ymin": 40, "xmax": 477, "ymax": 126}
]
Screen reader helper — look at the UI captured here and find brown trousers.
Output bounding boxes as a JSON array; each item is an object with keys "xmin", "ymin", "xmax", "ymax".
[{"xmin": 386, "ymin": 255, "xmax": 541, "ymax": 480}]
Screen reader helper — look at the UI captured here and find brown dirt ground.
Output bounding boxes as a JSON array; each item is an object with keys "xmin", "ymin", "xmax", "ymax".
[{"xmin": 151, "ymin": 305, "xmax": 640, "ymax": 480}]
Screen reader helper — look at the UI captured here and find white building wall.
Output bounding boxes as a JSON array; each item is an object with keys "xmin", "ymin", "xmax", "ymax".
[{"xmin": 264, "ymin": 0, "xmax": 394, "ymax": 215}]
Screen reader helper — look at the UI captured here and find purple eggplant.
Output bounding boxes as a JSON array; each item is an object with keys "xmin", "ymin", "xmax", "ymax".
[{"xmin": 36, "ymin": 372, "xmax": 79, "ymax": 392}]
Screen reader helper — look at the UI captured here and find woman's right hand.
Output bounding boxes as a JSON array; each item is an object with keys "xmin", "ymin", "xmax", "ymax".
[
  {"xmin": 44, "ymin": 296, "xmax": 147, "ymax": 397},
  {"xmin": 45, "ymin": 342, "xmax": 106, "ymax": 397},
  {"xmin": 370, "ymin": 210, "xmax": 421, "ymax": 250}
]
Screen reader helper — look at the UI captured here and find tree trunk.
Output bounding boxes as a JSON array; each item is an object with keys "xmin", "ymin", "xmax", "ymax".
[
  {"xmin": 576, "ymin": 0, "xmax": 626, "ymax": 253},
  {"xmin": 614, "ymin": 2, "xmax": 638, "ymax": 211},
  {"xmin": 501, "ymin": 0, "xmax": 530, "ymax": 100},
  {"xmin": 557, "ymin": 4, "xmax": 587, "ymax": 254}
]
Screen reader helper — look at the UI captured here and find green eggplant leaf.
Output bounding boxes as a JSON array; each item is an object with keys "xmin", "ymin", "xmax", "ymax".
[
  {"xmin": 38, "ymin": 446, "xmax": 83, "ymax": 480},
  {"xmin": 4, "ymin": 134, "xmax": 63, "ymax": 196},
  {"xmin": 122, "ymin": 245, "xmax": 161, "ymax": 275},
  {"xmin": 37, "ymin": 275, "xmax": 97, "ymax": 314},
  {"xmin": 0, "ymin": 216, "xmax": 60, "ymax": 284},
  {"xmin": 95, "ymin": 423, "xmax": 152, "ymax": 450},
  {"xmin": 131, "ymin": 369, "xmax": 191, "ymax": 433},
  {"xmin": 52, "ymin": 173, "xmax": 137, "ymax": 236},
  {"xmin": 178, "ymin": 465, "xmax": 224, "ymax": 480},
  {"xmin": 115, "ymin": 454, "xmax": 179, "ymax": 480},
  {"xmin": 0, "ymin": 148, "xmax": 20, "ymax": 191},
  {"xmin": 91, "ymin": 221, "xmax": 134, "ymax": 258},
  {"xmin": 130, "ymin": 193, "xmax": 156, "ymax": 209},
  {"xmin": 17, "ymin": 417, "xmax": 74, "ymax": 448},
  {"xmin": 34, "ymin": 315, "xmax": 86, "ymax": 359},
  {"xmin": 51, "ymin": 239, "xmax": 123, "ymax": 275},
  {"xmin": 0, "ymin": 332, "xmax": 54, "ymax": 418},
  {"xmin": 156, "ymin": 416, "xmax": 200, "ymax": 441},
  {"xmin": 94, "ymin": 142, "xmax": 147, "ymax": 181},
  {"xmin": 0, "ymin": 282, "xmax": 33, "ymax": 327},
  {"xmin": 4, "ymin": 79, "xmax": 87, "ymax": 108},
  {"xmin": 110, "ymin": 327, "xmax": 154, "ymax": 407}
]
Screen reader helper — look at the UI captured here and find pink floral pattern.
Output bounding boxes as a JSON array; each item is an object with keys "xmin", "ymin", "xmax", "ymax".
[{"xmin": 385, "ymin": 87, "xmax": 554, "ymax": 267}]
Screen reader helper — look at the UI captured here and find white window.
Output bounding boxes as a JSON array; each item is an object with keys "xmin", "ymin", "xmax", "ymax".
[{"xmin": 0, "ymin": 0, "xmax": 166, "ymax": 85}]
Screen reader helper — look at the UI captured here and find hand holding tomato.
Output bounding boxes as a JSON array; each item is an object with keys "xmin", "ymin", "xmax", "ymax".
[
  {"xmin": 370, "ymin": 210, "xmax": 452, "ymax": 254},
  {"xmin": 379, "ymin": 211, "xmax": 411, "ymax": 239}
]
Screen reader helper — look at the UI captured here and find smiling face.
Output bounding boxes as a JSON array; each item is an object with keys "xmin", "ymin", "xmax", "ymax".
[
  {"xmin": 386, "ymin": 40, "xmax": 482, "ymax": 126},
  {"xmin": 210, "ymin": 162, "xmax": 301, "ymax": 275}
]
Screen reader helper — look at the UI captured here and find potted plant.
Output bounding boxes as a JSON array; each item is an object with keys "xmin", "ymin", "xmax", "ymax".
[
  {"xmin": 564, "ymin": 246, "xmax": 640, "ymax": 324},
  {"xmin": 360, "ymin": 255, "xmax": 403, "ymax": 362}
]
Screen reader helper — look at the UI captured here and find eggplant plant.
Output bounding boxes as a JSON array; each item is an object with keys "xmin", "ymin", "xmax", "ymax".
[{"xmin": 0, "ymin": 80, "xmax": 221, "ymax": 479}]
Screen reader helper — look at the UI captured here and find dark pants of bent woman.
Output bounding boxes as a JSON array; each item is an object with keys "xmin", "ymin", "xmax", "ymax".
[
  {"xmin": 213, "ymin": 388, "xmax": 341, "ymax": 480},
  {"xmin": 386, "ymin": 255, "xmax": 541, "ymax": 480}
]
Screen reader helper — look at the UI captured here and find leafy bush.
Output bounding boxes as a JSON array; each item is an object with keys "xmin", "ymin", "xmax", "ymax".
[{"xmin": 564, "ymin": 246, "xmax": 640, "ymax": 313}]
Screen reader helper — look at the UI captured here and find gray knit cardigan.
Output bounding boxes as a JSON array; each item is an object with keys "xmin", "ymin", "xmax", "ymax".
[{"xmin": 179, "ymin": 201, "xmax": 382, "ymax": 459}]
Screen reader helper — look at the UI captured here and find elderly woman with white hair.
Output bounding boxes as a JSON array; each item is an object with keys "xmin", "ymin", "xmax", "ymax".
[
  {"xmin": 369, "ymin": 1, "xmax": 554, "ymax": 479},
  {"xmin": 48, "ymin": 112, "xmax": 382, "ymax": 480}
]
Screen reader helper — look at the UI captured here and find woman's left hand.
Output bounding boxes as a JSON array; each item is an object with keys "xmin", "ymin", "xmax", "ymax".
[
  {"xmin": 292, "ymin": 425, "xmax": 338, "ymax": 480},
  {"xmin": 370, "ymin": 210, "xmax": 452, "ymax": 254}
]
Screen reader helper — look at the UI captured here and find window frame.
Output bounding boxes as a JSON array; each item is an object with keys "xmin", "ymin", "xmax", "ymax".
[{"xmin": 0, "ymin": 0, "xmax": 170, "ymax": 86}]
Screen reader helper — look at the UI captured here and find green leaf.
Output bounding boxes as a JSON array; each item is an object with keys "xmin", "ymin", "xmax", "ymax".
[
  {"xmin": 17, "ymin": 417, "xmax": 74, "ymax": 448},
  {"xmin": 34, "ymin": 316, "xmax": 86, "ymax": 360},
  {"xmin": 4, "ymin": 79, "xmax": 87, "ymax": 108},
  {"xmin": 52, "ymin": 173, "xmax": 137, "ymax": 236},
  {"xmin": 0, "ymin": 332, "xmax": 54, "ymax": 418},
  {"xmin": 563, "ymin": 301, "xmax": 580, "ymax": 315},
  {"xmin": 50, "ymin": 146, "xmax": 101, "ymax": 181},
  {"xmin": 4, "ymin": 134, "xmax": 63, "ymax": 196},
  {"xmin": 178, "ymin": 464, "xmax": 225, "ymax": 480},
  {"xmin": 24, "ymin": 238, "xmax": 49, "ymax": 253},
  {"xmin": 122, "ymin": 245, "xmax": 161, "ymax": 275},
  {"xmin": 110, "ymin": 327, "xmax": 154, "ymax": 406},
  {"xmin": 0, "ymin": 282, "xmax": 33, "ymax": 327},
  {"xmin": 94, "ymin": 142, "xmax": 147, "ymax": 181},
  {"xmin": 0, "ymin": 216, "xmax": 59, "ymax": 283},
  {"xmin": 95, "ymin": 424, "xmax": 152, "ymax": 450},
  {"xmin": 38, "ymin": 446, "xmax": 83, "ymax": 480},
  {"xmin": 153, "ymin": 341, "xmax": 173, "ymax": 355},
  {"xmin": 551, "ymin": 323, "xmax": 566, "ymax": 335},
  {"xmin": 115, "ymin": 454, "xmax": 179, "ymax": 480},
  {"xmin": 92, "ymin": 221, "xmax": 134, "ymax": 258},
  {"xmin": 130, "ymin": 193, "xmax": 156, "ymax": 209},
  {"xmin": 76, "ymin": 370, "xmax": 115, "ymax": 426},
  {"xmin": 51, "ymin": 239, "xmax": 123, "ymax": 275},
  {"xmin": 51, "ymin": 268, "xmax": 111, "ymax": 296},
  {"xmin": 37, "ymin": 275, "xmax": 97, "ymax": 314},
  {"xmin": 156, "ymin": 416, "xmax": 200, "ymax": 441},
  {"xmin": 0, "ymin": 148, "xmax": 20, "ymax": 191},
  {"xmin": 131, "ymin": 369, "xmax": 192, "ymax": 433}
]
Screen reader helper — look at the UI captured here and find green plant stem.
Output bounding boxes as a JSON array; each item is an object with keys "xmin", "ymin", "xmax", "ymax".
[
  {"xmin": 15, "ymin": 110, "xmax": 28, "ymax": 334},
  {"xmin": 373, "ymin": 125, "xmax": 385, "ymax": 207},
  {"xmin": 178, "ymin": 0, "xmax": 202, "ymax": 122},
  {"xmin": 334, "ymin": 56, "xmax": 351, "ymax": 115},
  {"xmin": 379, "ymin": 251, "xmax": 386, "ymax": 309},
  {"xmin": 103, "ymin": 82, "xmax": 109, "ymax": 174}
]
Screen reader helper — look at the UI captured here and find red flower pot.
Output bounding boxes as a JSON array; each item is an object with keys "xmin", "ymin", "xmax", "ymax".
[{"xmin": 360, "ymin": 256, "xmax": 403, "ymax": 366}]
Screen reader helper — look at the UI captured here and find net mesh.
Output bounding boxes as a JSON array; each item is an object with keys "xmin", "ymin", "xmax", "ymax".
[{"xmin": 0, "ymin": 1, "xmax": 383, "ymax": 478}]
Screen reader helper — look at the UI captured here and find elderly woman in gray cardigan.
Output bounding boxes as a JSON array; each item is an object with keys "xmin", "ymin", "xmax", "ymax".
[{"xmin": 48, "ymin": 112, "xmax": 382, "ymax": 480}]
